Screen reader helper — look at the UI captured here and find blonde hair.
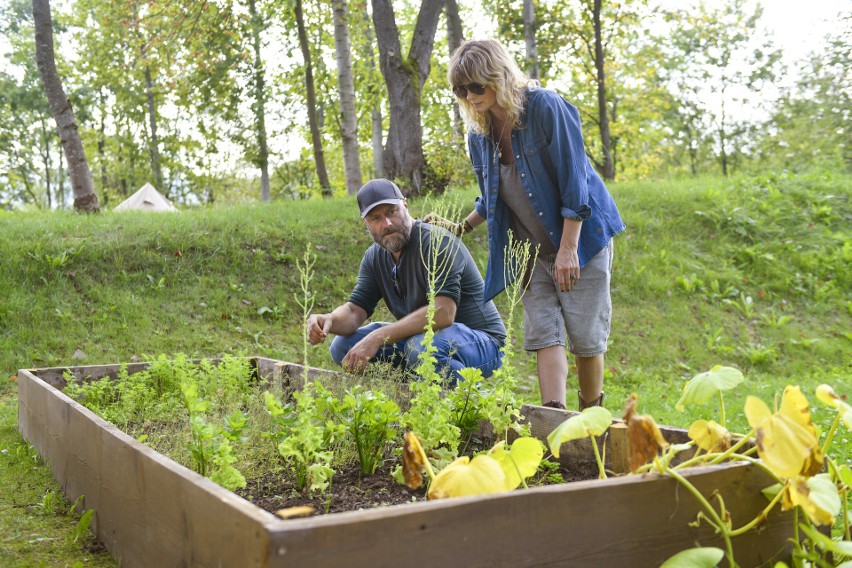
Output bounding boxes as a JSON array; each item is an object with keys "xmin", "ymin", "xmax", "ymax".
[{"xmin": 448, "ymin": 39, "xmax": 535, "ymax": 136}]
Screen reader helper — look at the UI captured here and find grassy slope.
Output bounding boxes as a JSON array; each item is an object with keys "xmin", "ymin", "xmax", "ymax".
[{"xmin": 0, "ymin": 171, "xmax": 849, "ymax": 564}]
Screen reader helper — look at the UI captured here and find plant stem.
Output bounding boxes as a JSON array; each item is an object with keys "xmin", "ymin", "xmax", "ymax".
[
  {"xmin": 821, "ymin": 410, "xmax": 843, "ymax": 456},
  {"xmin": 588, "ymin": 432, "xmax": 607, "ymax": 479},
  {"xmin": 729, "ymin": 481, "xmax": 786, "ymax": 537},
  {"xmin": 666, "ymin": 467, "xmax": 737, "ymax": 566}
]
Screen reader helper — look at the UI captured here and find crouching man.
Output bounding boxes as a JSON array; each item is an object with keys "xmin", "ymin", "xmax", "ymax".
[{"xmin": 306, "ymin": 179, "xmax": 506, "ymax": 384}]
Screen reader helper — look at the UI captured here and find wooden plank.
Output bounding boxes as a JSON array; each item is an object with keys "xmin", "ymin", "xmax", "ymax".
[
  {"xmin": 265, "ymin": 463, "xmax": 791, "ymax": 567},
  {"xmin": 17, "ymin": 368, "xmax": 276, "ymax": 568},
  {"xmin": 608, "ymin": 422, "xmax": 630, "ymax": 474},
  {"xmin": 19, "ymin": 363, "xmax": 793, "ymax": 568}
]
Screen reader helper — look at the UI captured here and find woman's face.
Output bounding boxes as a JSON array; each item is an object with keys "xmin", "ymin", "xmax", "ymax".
[{"xmin": 465, "ymin": 85, "xmax": 499, "ymax": 116}]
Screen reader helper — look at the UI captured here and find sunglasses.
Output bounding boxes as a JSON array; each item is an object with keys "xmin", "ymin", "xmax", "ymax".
[
  {"xmin": 391, "ymin": 264, "xmax": 405, "ymax": 299},
  {"xmin": 452, "ymin": 83, "xmax": 487, "ymax": 98}
]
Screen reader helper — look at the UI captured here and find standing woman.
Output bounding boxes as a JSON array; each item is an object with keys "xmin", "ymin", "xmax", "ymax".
[{"xmin": 439, "ymin": 38, "xmax": 625, "ymax": 410}]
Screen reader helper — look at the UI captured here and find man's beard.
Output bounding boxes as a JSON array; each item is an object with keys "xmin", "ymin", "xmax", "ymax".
[{"xmin": 370, "ymin": 216, "xmax": 413, "ymax": 253}]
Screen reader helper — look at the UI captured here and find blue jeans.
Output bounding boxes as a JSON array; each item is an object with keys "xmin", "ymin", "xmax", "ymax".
[{"xmin": 329, "ymin": 322, "xmax": 503, "ymax": 385}]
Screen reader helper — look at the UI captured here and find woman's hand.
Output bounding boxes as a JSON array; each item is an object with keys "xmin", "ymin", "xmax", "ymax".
[
  {"xmin": 554, "ymin": 246, "xmax": 580, "ymax": 292},
  {"xmin": 423, "ymin": 212, "xmax": 463, "ymax": 236}
]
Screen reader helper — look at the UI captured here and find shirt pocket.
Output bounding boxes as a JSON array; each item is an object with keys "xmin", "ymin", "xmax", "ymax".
[{"xmin": 523, "ymin": 136, "xmax": 549, "ymax": 157}]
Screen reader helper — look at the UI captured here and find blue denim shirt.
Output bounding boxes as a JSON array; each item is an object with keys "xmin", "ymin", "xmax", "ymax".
[{"xmin": 469, "ymin": 88, "xmax": 626, "ymax": 303}]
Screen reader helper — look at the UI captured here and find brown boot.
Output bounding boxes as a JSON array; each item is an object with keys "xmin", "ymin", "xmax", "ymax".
[
  {"xmin": 543, "ymin": 400, "xmax": 567, "ymax": 410},
  {"xmin": 578, "ymin": 390, "xmax": 605, "ymax": 410}
]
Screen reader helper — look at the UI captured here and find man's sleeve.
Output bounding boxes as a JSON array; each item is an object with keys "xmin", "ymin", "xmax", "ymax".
[{"xmin": 347, "ymin": 252, "xmax": 381, "ymax": 317}]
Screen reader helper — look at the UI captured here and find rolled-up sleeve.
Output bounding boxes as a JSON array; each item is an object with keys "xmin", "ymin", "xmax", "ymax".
[{"xmin": 534, "ymin": 93, "xmax": 593, "ymax": 222}]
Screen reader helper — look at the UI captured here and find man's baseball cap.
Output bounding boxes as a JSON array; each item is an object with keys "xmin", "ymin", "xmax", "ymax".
[{"xmin": 357, "ymin": 179, "xmax": 406, "ymax": 218}]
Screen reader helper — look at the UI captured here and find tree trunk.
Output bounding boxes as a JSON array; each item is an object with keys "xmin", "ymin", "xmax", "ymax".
[
  {"xmin": 445, "ymin": 0, "xmax": 465, "ymax": 141},
  {"xmin": 144, "ymin": 64, "xmax": 165, "ymax": 194},
  {"xmin": 523, "ymin": 0, "xmax": 539, "ymax": 81},
  {"xmin": 332, "ymin": 0, "xmax": 362, "ymax": 195},
  {"xmin": 248, "ymin": 0, "xmax": 271, "ymax": 201},
  {"xmin": 592, "ymin": 0, "xmax": 614, "ymax": 181},
  {"xmin": 719, "ymin": 88, "xmax": 729, "ymax": 176},
  {"xmin": 371, "ymin": 0, "xmax": 444, "ymax": 195},
  {"xmin": 371, "ymin": 107, "xmax": 384, "ymax": 177},
  {"xmin": 32, "ymin": 0, "xmax": 99, "ymax": 212},
  {"xmin": 295, "ymin": 0, "xmax": 332, "ymax": 196}
]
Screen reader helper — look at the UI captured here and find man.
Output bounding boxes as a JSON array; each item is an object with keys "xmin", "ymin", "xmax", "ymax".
[{"xmin": 306, "ymin": 179, "xmax": 506, "ymax": 384}]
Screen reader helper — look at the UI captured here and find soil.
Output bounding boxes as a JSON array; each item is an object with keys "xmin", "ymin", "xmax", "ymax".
[{"xmin": 237, "ymin": 459, "xmax": 601, "ymax": 519}]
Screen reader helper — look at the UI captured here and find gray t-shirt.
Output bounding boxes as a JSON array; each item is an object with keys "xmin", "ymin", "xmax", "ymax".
[
  {"xmin": 498, "ymin": 162, "xmax": 557, "ymax": 257},
  {"xmin": 348, "ymin": 220, "xmax": 506, "ymax": 345}
]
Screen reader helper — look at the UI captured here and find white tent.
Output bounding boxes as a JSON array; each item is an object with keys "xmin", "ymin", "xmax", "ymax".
[{"xmin": 113, "ymin": 183, "xmax": 179, "ymax": 212}]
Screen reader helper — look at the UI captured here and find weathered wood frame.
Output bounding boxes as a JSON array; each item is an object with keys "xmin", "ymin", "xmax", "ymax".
[{"xmin": 17, "ymin": 359, "xmax": 794, "ymax": 567}]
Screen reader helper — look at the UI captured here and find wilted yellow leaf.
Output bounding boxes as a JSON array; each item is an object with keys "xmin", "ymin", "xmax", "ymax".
[
  {"xmin": 489, "ymin": 438, "xmax": 544, "ymax": 490},
  {"xmin": 427, "ymin": 455, "xmax": 506, "ymax": 500},
  {"xmin": 688, "ymin": 419, "xmax": 731, "ymax": 452},
  {"xmin": 623, "ymin": 394, "xmax": 669, "ymax": 472},
  {"xmin": 816, "ymin": 384, "xmax": 852, "ymax": 429},
  {"xmin": 745, "ymin": 391, "xmax": 824, "ymax": 478},
  {"xmin": 782, "ymin": 474, "xmax": 839, "ymax": 526},
  {"xmin": 402, "ymin": 432, "xmax": 428, "ymax": 489}
]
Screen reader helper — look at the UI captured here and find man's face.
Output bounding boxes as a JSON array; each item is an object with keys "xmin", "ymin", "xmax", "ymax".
[{"xmin": 363, "ymin": 202, "xmax": 412, "ymax": 254}]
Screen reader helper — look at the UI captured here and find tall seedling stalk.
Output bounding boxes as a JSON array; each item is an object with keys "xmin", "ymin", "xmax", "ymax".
[
  {"xmin": 486, "ymin": 231, "xmax": 537, "ymax": 439},
  {"xmin": 296, "ymin": 243, "xmax": 317, "ymax": 386},
  {"xmin": 402, "ymin": 202, "xmax": 466, "ymax": 464}
]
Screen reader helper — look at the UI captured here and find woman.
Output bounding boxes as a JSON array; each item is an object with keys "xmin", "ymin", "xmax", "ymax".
[{"xmin": 432, "ymin": 38, "xmax": 625, "ymax": 410}]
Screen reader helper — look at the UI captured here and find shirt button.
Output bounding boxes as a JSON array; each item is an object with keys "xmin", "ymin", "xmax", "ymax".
[
  {"xmin": 538, "ymin": 212, "xmax": 543, "ymax": 216},
  {"xmin": 528, "ymin": 193, "xmax": 533, "ymax": 197},
  {"xmin": 515, "ymin": 154, "xmax": 520, "ymax": 159},
  {"xmin": 521, "ymin": 173, "xmax": 525, "ymax": 177}
]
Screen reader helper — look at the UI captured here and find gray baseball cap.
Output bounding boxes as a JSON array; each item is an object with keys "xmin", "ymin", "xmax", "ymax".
[{"xmin": 357, "ymin": 179, "xmax": 405, "ymax": 218}]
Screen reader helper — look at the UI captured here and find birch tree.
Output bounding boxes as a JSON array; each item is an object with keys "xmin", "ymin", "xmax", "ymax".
[
  {"xmin": 32, "ymin": 0, "xmax": 99, "ymax": 212},
  {"xmin": 332, "ymin": 0, "xmax": 362, "ymax": 195}
]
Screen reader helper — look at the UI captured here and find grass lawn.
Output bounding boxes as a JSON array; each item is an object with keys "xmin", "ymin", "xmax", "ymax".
[{"xmin": 1, "ymin": 170, "xmax": 849, "ymax": 565}]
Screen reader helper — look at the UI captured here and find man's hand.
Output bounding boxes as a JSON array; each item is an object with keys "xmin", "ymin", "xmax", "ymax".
[
  {"xmin": 341, "ymin": 333, "xmax": 383, "ymax": 373},
  {"xmin": 306, "ymin": 313, "xmax": 333, "ymax": 345}
]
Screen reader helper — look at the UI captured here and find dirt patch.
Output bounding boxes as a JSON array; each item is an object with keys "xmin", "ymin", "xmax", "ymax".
[{"xmin": 237, "ymin": 459, "xmax": 600, "ymax": 518}]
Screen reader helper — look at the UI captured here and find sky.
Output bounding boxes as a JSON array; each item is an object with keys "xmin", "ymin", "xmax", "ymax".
[{"xmin": 653, "ymin": 0, "xmax": 849, "ymax": 77}]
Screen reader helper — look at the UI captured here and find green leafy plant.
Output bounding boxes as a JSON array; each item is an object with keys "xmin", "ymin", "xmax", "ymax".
[
  {"xmin": 180, "ymin": 380, "xmax": 247, "ymax": 491},
  {"xmin": 325, "ymin": 385, "xmax": 401, "ymax": 475},
  {"xmin": 263, "ymin": 387, "xmax": 336, "ymax": 495},
  {"xmin": 547, "ymin": 406, "xmax": 613, "ymax": 479}
]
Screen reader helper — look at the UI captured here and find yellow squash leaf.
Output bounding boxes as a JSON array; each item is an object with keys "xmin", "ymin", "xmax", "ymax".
[
  {"xmin": 782, "ymin": 474, "xmax": 840, "ymax": 526},
  {"xmin": 489, "ymin": 437, "xmax": 544, "ymax": 490},
  {"xmin": 816, "ymin": 384, "xmax": 852, "ymax": 429},
  {"xmin": 688, "ymin": 419, "xmax": 731, "ymax": 452},
  {"xmin": 546, "ymin": 406, "xmax": 612, "ymax": 458},
  {"xmin": 675, "ymin": 366, "xmax": 744, "ymax": 411},
  {"xmin": 427, "ymin": 455, "xmax": 506, "ymax": 500},
  {"xmin": 745, "ymin": 392, "xmax": 823, "ymax": 478}
]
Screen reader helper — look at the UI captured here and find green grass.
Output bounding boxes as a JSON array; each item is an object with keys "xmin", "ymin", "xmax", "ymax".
[{"xmin": 0, "ymin": 170, "xmax": 850, "ymax": 564}]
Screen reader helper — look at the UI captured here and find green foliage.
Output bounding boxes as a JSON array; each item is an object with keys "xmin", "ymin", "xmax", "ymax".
[
  {"xmin": 323, "ymin": 385, "xmax": 401, "ymax": 475},
  {"xmin": 263, "ymin": 387, "xmax": 336, "ymax": 495},
  {"xmin": 180, "ymin": 379, "xmax": 247, "ymax": 491}
]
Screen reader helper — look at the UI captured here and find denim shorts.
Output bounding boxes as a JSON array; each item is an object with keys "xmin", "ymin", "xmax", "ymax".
[{"xmin": 521, "ymin": 240, "xmax": 614, "ymax": 356}]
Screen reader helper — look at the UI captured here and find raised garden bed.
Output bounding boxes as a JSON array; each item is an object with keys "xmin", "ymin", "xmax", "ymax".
[{"xmin": 17, "ymin": 358, "xmax": 795, "ymax": 567}]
